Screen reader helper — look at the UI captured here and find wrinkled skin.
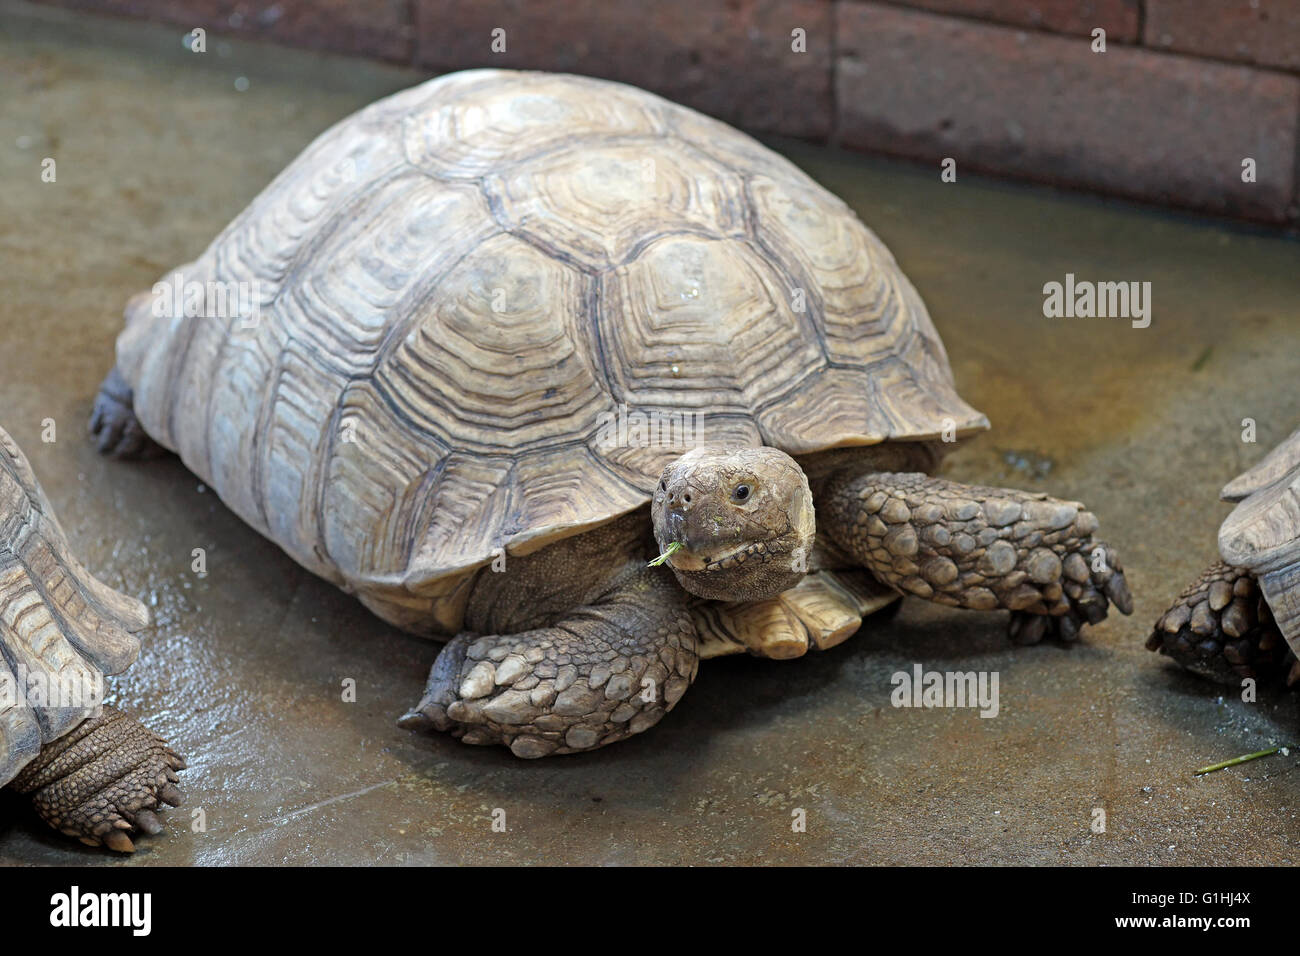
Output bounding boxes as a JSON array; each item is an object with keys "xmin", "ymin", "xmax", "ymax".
[{"xmin": 652, "ymin": 447, "xmax": 815, "ymax": 602}]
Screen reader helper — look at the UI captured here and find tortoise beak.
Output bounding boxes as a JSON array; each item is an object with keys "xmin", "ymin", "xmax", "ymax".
[
  {"xmin": 657, "ymin": 509, "xmax": 711, "ymax": 570},
  {"xmin": 665, "ymin": 545, "xmax": 707, "ymax": 571}
]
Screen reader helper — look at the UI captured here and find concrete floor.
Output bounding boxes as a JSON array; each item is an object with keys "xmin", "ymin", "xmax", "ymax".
[{"xmin": 1, "ymin": 0, "xmax": 1299, "ymax": 866}]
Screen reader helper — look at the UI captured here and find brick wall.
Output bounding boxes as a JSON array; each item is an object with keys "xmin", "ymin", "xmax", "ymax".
[{"xmin": 33, "ymin": 0, "xmax": 1300, "ymax": 226}]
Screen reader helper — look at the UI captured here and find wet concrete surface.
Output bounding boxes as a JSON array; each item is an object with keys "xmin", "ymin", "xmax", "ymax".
[{"xmin": 1, "ymin": 1, "xmax": 1299, "ymax": 865}]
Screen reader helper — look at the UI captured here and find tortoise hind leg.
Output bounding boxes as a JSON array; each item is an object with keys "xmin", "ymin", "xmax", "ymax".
[
  {"xmin": 9, "ymin": 705, "xmax": 185, "ymax": 852},
  {"xmin": 821, "ymin": 470, "xmax": 1133, "ymax": 644},
  {"xmin": 1146, "ymin": 561, "xmax": 1296, "ymax": 685},
  {"xmin": 89, "ymin": 366, "xmax": 164, "ymax": 459},
  {"xmin": 400, "ymin": 563, "xmax": 698, "ymax": 758}
]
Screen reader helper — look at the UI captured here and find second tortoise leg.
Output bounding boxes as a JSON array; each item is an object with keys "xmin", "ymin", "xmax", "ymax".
[
  {"xmin": 821, "ymin": 470, "xmax": 1133, "ymax": 642},
  {"xmin": 8, "ymin": 706, "xmax": 185, "ymax": 853},
  {"xmin": 89, "ymin": 366, "xmax": 165, "ymax": 460},
  {"xmin": 1147, "ymin": 560, "xmax": 1296, "ymax": 685}
]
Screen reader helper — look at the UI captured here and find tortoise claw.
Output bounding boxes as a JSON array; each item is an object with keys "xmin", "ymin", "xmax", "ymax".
[
  {"xmin": 131, "ymin": 809, "xmax": 163, "ymax": 835},
  {"xmin": 104, "ymin": 830, "xmax": 136, "ymax": 854},
  {"xmin": 398, "ymin": 709, "xmax": 434, "ymax": 731},
  {"xmin": 1009, "ymin": 612, "xmax": 1048, "ymax": 645}
]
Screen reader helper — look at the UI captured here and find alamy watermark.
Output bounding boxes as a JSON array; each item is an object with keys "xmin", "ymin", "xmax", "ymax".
[
  {"xmin": 891, "ymin": 664, "xmax": 1000, "ymax": 718},
  {"xmin": 1042, "ymin": 273, "xmax": 1151, "ymax": 329},
  {"xmin": 0, "ymin": 664, "xmax": 105, "ymax": 714},
  {"xmin": 50, "ymin": 886, "xmax": 151, "ymax": 936},
  {"xmin": 594, "ymin": 403, "xmax": 706, "ymax": 451},
  {"xmin": 152, "ymin": 271, "xmax": 263, "ymax": 327}
]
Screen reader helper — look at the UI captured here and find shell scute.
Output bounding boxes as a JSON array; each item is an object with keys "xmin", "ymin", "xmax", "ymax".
[
  {"xmin": 1220, "ymin": 432, "xmax": 1300, "ymax": 575},
  {"xmin": 484, "ymin": 139, "xmax": 750, "ymax": 270},
  {"xmin": 372, "ymin": 232, "xmax": 603, "ymax": 452},
  {"xmin": 600, "ymin": 233, "xmax": 823, "ymax": 417},
  {"xmin": 403, "ymin": 70, "xmax": 667, "ymax": 181}
]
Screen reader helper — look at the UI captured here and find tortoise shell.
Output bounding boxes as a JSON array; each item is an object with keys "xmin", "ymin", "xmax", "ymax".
[
  {"xmin": 0, "ymin": 427, "xmax": 148, "ymax": 786},
  {"xmin": 114, "ymin": 69, "xmax": 987, "ymax": 633},
  {"xmin": 1219, "ymin": 425, "xmax": 1300, "ymax": 655}
]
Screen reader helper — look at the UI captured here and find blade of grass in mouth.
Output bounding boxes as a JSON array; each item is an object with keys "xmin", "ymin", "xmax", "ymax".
[{"xmin": 648, "ymin": 541, "xmax": 684, "ymax": 567}]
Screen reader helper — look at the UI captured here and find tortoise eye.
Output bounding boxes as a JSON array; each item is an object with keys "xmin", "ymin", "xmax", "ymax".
[
  {"xmin": 731, "ymin": 484, "xmax": 751, "ymax": 503},
  {"xmin": 659, "ymin": 480, "xmax": 667, "ymax": 491}
]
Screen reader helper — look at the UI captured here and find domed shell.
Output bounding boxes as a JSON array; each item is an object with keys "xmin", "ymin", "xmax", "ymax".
[
  {"xmin": 115, "ymin": 69, "xmax": 986, "ymax": 630},
  {"xmin": 0, "ymin": 427, "xmax": 148, "ymax": 787},
  {"xmin": 1219, "ymin": 425, "xmax": 1300, "ymax": 654}
]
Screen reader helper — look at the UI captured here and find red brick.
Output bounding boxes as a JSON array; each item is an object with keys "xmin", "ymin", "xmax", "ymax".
[
  {"xmin": 835, "ymin": 3, "xmax": 1300, "ymax": 222},
  {"xmin": 35, "ymin": 0, "xmax": 414, "ymax": 62},
  {"xmin": 878, "ymin": 0, "xmax": 1139, "ymax": 42},
  {"xmin": 1146, "ymin": 0, "xmax": 1300, "ymax": 73},
  {"xmin": 415, "ymin": 0, "xmax": 833, "ymax": 138}
]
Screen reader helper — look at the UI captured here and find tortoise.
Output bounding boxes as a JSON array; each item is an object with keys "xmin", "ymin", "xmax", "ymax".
[
  {"xmin": 89, "ymin": 69, "xmax": 1132, "ymax": 758},
  {"xmin": 0, "ymin": 425, "xmax": 183, "ymax": 851},
  {"xmin": 1147, "ymin": 425, "xmax": 1300, "ymax": 685}
]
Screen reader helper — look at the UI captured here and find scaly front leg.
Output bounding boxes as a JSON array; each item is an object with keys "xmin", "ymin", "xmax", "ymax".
[
  {"xmin": 822, "ymin": 471, "xmax": 1132, "ymax": 643},
  {"xmin": 401, "ymin": 563, "xmax": 699, "ymax": 758}
]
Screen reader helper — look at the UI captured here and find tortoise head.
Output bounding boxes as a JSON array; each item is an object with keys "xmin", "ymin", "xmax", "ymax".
[{"xmin": 651, "ymin": 445, "xmax": 815, "ymax": 602}]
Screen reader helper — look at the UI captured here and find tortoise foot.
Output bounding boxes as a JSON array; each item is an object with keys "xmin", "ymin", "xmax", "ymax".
[
  {"xmin": 1146, "ymin": 561, "xmax": 1294, "ymax": 685},
  {"xmin": 1004, "ymin": 538, "xmax": 1129, "ymax": 645},
  {"xmin": 11, "ymin": 706, "xmax": 186, "ymax": 852},
  {"xmin": 89, "ymin": 367, "xmax": 165, "ymax": 460},
  {"xmin": 400, "ymin": 565, "xmax": 698, "ymax": 758}
]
